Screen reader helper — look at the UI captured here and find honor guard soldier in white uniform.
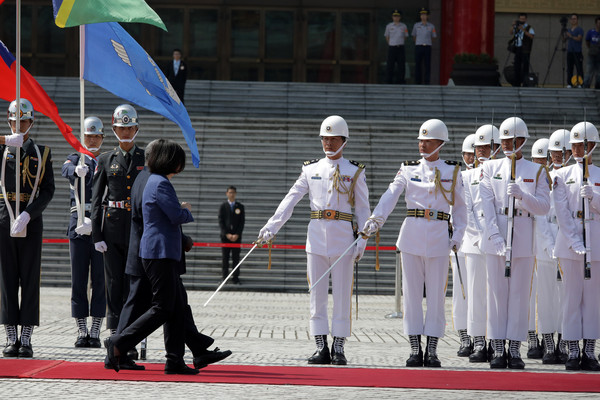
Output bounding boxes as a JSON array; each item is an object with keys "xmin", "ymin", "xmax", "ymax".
[
  {"xmin": 525, "ymin": 139, "xmax": 549, "ymax": 359},
  {"xmin": 547, "ymin": 129, "xmax": 572, "ymax": 362},
  {"xmin": 62, "ymin": 117, "xmax": 106, "ymax": 348},
  {"xmin": 1, "ymin": 99, "xmax": 55, "ymax": 358},
  {"xmin": 464, "ymin": 124, "xmax": 499, "ymax": 363},
  {"xmin": 479, "ymin": 117, "xmax": 551, "ymax": 369},
  {"xmin": 451, "ymin": 134, "xmax": 475, "ymax": 357},
  {"xmin": 91, "ymin": 104, "xmax": 145, "ymax": 342},
  {"xmin": 363, "ymin": 119, "xmax": 467, "ymax": 368},
  {"xmin": 552, "ymin": 122, "xmax": 600, "ymax": 371},
  {"xmin": 258, "ymin": 116, "xmax": 370, "ymax": 366}
]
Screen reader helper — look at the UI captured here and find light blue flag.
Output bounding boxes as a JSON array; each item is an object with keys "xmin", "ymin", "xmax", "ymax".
[{"xmin": 84, "ymin": 22, "xmax": 199, "ymax": 167}]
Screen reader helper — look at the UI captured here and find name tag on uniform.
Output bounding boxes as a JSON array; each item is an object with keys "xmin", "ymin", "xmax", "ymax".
[
  {"xmin": 311, "ymin": 175, "xmax": 322, "ymax": 180},
  {"xmin": 566, "ymin": 179, "xmax": 575, "ymax": 185},
  {"xmin": 523, "ymin": 179, "xmax": 534, "ymax": 183},
  {"xmin": 493, "ymin": 174, "xmax": 502, "ymax": 180},
  {"xmin": 471, "ymin": 180, "xmax": 479, "ymax": 185},
  {"xmin": 410, "ymin": 177, "xmax": 421, "ymax": 182}
]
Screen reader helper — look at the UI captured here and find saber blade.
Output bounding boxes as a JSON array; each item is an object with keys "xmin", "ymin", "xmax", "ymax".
[{"xmin": 308, "ymin": 235, "xmax": 361, "ymax": 293}]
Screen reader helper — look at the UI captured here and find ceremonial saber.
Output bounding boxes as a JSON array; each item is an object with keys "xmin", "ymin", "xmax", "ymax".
[
  {"xmin": 453, "ymin": 250, "xmax": 466, "ymax": 300},
  {"xmin": 582, "ymin": 116, "xmax": 591, "ymax": 280},
  {"xmin": 308, "ymin": 235, "xmax": 362, "ymax": 293},
  {"xmin": 505, "ymin": 138, "xmax": 517, "ymax": 278},
  {"xmin": 203, "ymin": 243, "xmax": 258, "ymax": 307}
]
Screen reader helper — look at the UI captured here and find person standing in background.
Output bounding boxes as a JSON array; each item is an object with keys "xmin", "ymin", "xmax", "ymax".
[
  {"xmin": 165, "ymin": 49, "xmax": 188, "ymax": 103},
  {"xmin": 218, "ymin": 186, "xmax": 245, "ymax": 284},
  {"xmin": 412, "ymin": 7, "xmax": 437, "ymax": 85},
  {"xmin": 565, "ymin": 13, "xmax": 584, "ymax": 88},
  {"xmin": 384, "ymin": 9, "xmax": 409, "ymax": 84}
]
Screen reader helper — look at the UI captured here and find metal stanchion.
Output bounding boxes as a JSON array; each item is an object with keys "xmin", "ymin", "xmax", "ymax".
[{"xmin": 385, "ymin": 250, "xmax": 403, "ymax": 318}]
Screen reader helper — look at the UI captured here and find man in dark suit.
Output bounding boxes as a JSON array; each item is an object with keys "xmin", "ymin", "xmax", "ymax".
[
  {"xmin": 218, "ymin": 186, "xmax": 245, "ymax": 284},
  {"xmin": 164, "ymin": 49, "xmax": 187, "ymax": 103}
]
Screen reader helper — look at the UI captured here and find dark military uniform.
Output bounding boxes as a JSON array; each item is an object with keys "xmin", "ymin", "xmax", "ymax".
[
  {"xmin": 91, "ymin": 146, "xmax": 144, "ymax": 330},
  {"xmin": 218, "ymin": 200, "xmax": 245, "ymax": 280},
  {"xmin": 0, "ymin": 138, "xmax": 54, "ymax": 326},
  {"xmin": 62, "ymin": 153, "xmax": 105, "ymax": 319}
]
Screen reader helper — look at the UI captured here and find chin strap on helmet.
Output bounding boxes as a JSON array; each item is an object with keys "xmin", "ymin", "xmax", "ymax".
[
  {"xmin": 420, "ymin": 142, "xmax": 445, "ymax": 159},
  {"xmin": 112, "ymin": 128, "xmax": 139, "ymax": 144},
  {"xmin": 323, "ymin": 140, "xmax": 347, "ymax": 158}
]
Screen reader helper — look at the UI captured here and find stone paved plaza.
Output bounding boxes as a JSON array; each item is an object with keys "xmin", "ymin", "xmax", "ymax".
[{"xmin": 0, "ymin": 287, "xmax": 598, "ymax": 399}]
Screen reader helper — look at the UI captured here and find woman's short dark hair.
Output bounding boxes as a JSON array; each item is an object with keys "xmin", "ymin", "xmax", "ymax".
[{"xmin": 147, "ymin": 139, "xmax": 186, "ymax": 175}]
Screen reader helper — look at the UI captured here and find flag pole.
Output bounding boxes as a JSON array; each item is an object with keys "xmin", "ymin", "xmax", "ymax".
[
  {"xmin": 15, "ymin": 0, "xmax": 21, "ymax": 225},
  {"xmin": 78, "ymin": 25, "xmax": 85, "ymax": 226}
]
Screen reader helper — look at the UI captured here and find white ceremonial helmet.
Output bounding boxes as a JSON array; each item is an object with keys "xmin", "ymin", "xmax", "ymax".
[
  {"xmin": 84, "ymin": 116, "xmax": 104, "ymax": 135},
  {"xmin": 474, "ymin": 124, "xmax": 499, "ymax": 146},
  {"xmin": 499, "ymin": 116, "xmax": 529, "ymax": 139},
  {"xmin": 112, "ymin": 104, "xmax": 139, "ymax": 127},
  {"xmin": 417, "ymin": 119, "xmax": 449, "ymax": 142},
  {"xmin": 462, "ymin": 134, "xmax": 476, "ymax": 153},
  {"xmin": 7, "ymin": 98, "xmax": 35, "ymax": 135},
  {"xmin": 320, "ymin": 115, "xmax": 349, "ymax": 138},
  {"xmin": 569, "ymin": 121, "xmax": 599, "ymax": 144},
  {"xmin": 548, "ymin": 129, "xmax": 570, "ymax": 151},
  {"xmin": 531, "ymin": 138, "xmax": 549, "ymax": 159},
  {"xmin": 8, "ymin": 98, "xmax": 34, "ymax": 121}
]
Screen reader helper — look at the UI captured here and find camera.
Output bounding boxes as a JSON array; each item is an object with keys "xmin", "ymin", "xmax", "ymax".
[
  {"xmin": 559, "ymin": 16, "xmax": 568, "ymax": 28},
  {"xmin": 514, "ymin": 20, "xmax": 523, "ymax": 26}
]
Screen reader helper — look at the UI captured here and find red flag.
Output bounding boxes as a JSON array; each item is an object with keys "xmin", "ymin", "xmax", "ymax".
[{"xmin": 0, "ymin": 40, "xmax": 92, "ymax": 157}]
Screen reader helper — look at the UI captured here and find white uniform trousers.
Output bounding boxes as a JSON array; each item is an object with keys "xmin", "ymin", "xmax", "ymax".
[
  {"xmin": 466, "ymin": 253, "xmax": 487, "ymax": 337},
  {"xmin": 307, "ymin": 252, "xmax": 354, "ymax": 338},
  {"xmin": 559, "ymin": 259, "xmax": 600, "ymax": 340},
  {"xmin": 451, "ymin": 253, "xmax": 468, "ymax": 331},
  {"xmin": 486, "ymin": 255, "xmax": 535, "ymax": 341},
  {"xmin": 401, "ymin": 253, "xmax": 448, "ymax": 338},
  {"xmin": 535, "ymin": 259, "xmax": 560, "ymax": 334},
  {"xmin": 528, "ymin": 268, "xmax": 537, "ymax": 332}
]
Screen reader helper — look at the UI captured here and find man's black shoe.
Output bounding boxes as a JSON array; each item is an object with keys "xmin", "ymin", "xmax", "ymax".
[
  {"xmin": 331, "ymin": 350, "xmax": 347, "ymax": 365},
  {"xmin": 490, "ymin": 352, "xmax": 507, "ymax": 369},
  {"xmin": 565, "ymin": 356, "xmax": 581, "ymax": 371},
  {"xmin": 308, "ymin": 346, "xmax": 331, "ymax": 364},
  {"xmin": 119, "ymin": 357, "xmax": 145, "ymax": 370},
  {"xmin": 104, "ymin": 337, "xmax": 120, "ymax": 372},
  {"xmin": 75, "ymin": 335, "xmax": 89, "ymax": 348},
  {"xmin": 457, "ymin": 341, "xmax": 473, "ymax": 357},
  {"xmin": 469, "ymin": 344, "xmax": 488, "ymax": 363},
  {"xmin": 127, "ymin": 347, "xmax": 139, "ymax": 360},
  {"xmin": 88, "ymin": 337, "xmax": 101, "ymax": 348},
  {"xmin": 405, "ymin": 349, "xmax": 423, "ymax": 367},
  {"xmin": 193, "ymin": 347, "xmax": 232, "ymax": 369},
  {"xmin": 580, "ymin": 354, "xmax": 600, "ymax": 371},
  {"xmin": 2, "ymin": 341, "xmax": 19, "ymax": 358},
  {"xmin": 165, "ymin": 361, "xmax": 200, "ymax": 375},
  {"xmin": 424, "ymin": 351, "xmax": 441, "ymax": 368},
  {"xmin": 507, "ymin": 353, "xmax": 525, "ymax": 369},
  {"xmin": 527, "ymin": 344, "xmax": 544, "ymax": 359}
]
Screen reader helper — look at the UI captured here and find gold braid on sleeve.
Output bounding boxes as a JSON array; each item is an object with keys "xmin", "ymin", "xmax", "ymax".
[{"xmin": 434, "ymin": 164, "xmax": 460, "ymax": 206}]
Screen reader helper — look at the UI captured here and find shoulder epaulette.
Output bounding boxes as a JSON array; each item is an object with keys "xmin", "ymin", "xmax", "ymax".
[
  {"xmin": 445, "ymin": 160, "xmax": 461, "ymax": 166},
  {"xmin": 349, "ymin": 160, "xmax": 366, "ymax": 169},
  {"xmin": 303, "ymin": 159, "xmax": 319, "ymax": 166},
  {"xmin": 404, "ymin": 160, "xmax": 420, "ymax": 166}
]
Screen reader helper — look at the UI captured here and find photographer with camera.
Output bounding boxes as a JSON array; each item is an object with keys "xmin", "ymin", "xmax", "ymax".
[
  {"xmin": 509, "ymin": 13, "xmax": 535, "ymax": 87},
  {"xmin": 583, "ymin": 16, "xmax": 600, "ymax": 89},
  {"xmin": 564, "ymin": 14, "xmax": 584, "ymax": 88}
]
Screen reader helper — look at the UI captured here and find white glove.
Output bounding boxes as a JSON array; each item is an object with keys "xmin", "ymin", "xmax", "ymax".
[
  {"xmin": 10, "ymin": 211, "xmax": 30, "ymax": 235},
  {"xmin": 94, "ymin": 241, "xmax": 108, "ymax": 253},
  {"xmin": 362, "ymin": 219, "xmax": 380, "ymax": 236},
  {"xmin": 580, "ymin": 185, "xmax": 594, "ymax": 200},
  {"xmin": 507, "ymin": 183, "xmax": 523, "ymax": 200},
  {"xmin": 5, "ymin": 133, "xmax": 23, "ymax": 147},
  {"xmin": 571, "ymin": 242, "xmax": 586, "ymax": 255},
  {"xmin": 258, "ymin": 227, "xmax": 274, "ymax": 242},
  {"xmin": 75, "ymin": 164, "xmax": 89, "ymax": 178},
  {"xmin": 353, "ymin": 237, "xmax": 368, "ymax": 262},
  {"xmin": 75, "ymin": 217, "xmax": 92, "ymax": 235},
  {"xmin": 450, "ymin": 239, "xmax": 461, "ymax": 252},
  {"xmin": 490, "ymin": 233, "xmax": 506, "ymax": 256}
]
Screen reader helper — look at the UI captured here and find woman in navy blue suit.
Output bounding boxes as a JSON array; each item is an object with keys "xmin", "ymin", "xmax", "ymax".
[{"xmin": 105, "ymin": 140, "xmax": 198, "ymax": 374}]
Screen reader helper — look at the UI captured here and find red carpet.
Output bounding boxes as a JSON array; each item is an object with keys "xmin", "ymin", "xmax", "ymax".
[{"xmin": 1, "ymin": 359, "xmax": 599, "ymax": 392}]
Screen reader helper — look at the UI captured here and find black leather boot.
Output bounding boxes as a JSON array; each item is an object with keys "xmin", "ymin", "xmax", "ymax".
[
  {"xmin": 308, "ymin": 335, "xmax": 331, "ymax": 364},
  {"xmin": 406, "ymin": 335, "xmax": 423, "ymax": 367}
]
